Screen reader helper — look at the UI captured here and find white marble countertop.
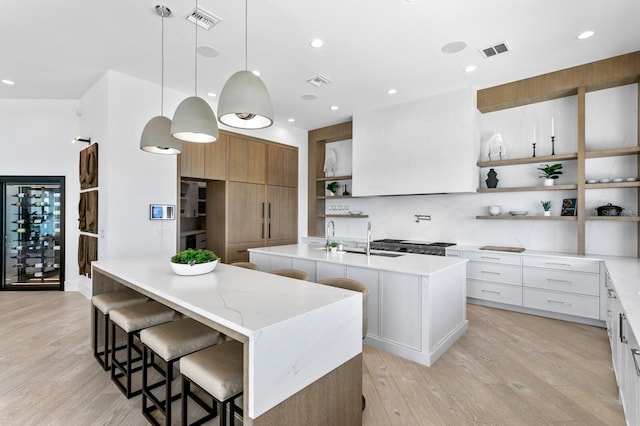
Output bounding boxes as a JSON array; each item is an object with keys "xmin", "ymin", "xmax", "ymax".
[
  {"xmin": 249, "ymin": 244, "xmax": 468, "ymax": 276},
  {"xmin": 92, "ymin": 255, "xmax": 362, "ymax": 419}
]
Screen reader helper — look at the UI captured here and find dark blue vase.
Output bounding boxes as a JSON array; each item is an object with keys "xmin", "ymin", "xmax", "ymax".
[{"xmin": 486, "ymin": 168, "xmax": 498, "ymax": 188}]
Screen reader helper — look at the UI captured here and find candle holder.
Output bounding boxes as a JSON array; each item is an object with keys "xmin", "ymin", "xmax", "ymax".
[
  {"xmin": 532, "ymin": 143, "xmax": 536, "ymax": 158},
  {"xmin": 551, "ymin": 136, "xmax": 555, "ymax": 155}
]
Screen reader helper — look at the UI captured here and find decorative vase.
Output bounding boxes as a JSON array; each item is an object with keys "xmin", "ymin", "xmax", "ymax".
[
  {"xmin": 342, "ymin": 185, "xmax": 350, "ymax": 196},
  {"xmin": 486, "ymin": 168, "xmax": 498, "ymax": 188},
  {"xmin": 544, "ymin": 178, "xmax": 554, "ymax": 186},
  {"xmin": 543, "ymin": 211, "xmax": 551, "ymax": 216}
]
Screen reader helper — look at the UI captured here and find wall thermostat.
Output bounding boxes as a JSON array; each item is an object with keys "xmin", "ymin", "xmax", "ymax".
[{"xmin": 150, "ymin": 204, "xmax": 175, "ymax": 220}]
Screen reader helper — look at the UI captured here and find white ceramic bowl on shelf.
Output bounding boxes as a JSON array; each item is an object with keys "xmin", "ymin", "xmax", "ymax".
[
  {"xmin": 599, "ymin": 179, "xmax": 611, "ymax": 183},
  {"xmin": 586, "ymin": 179, "xmax": 597, "ymax": 184},
  {"xmin": 509, "ymin": 210, "xmax": 528, "ymax": 216},
  {"xmin": 626, "ymin": 177, "xmax": 637, "ymax": 182},
  {"xmin": 613, "ymin": 178, "xmax": 624, "ymax": 183}
]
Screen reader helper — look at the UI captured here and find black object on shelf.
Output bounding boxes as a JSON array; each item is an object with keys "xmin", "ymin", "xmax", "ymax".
[{"xmin": 485, "ymin": 168, "xmax": 499, "ymax": 188}]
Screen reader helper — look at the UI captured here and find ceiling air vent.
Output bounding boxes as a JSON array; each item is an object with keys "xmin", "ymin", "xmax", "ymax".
[
  {"xmin": 307, "ymin": 75, "xmax": 332, "ymax": 87},
  {"xmin": 186, "ymin": 7, "xmax": 222, "ymax": 30},
  {"xmin": 480, "ymin": 41, "xmax": 510, "ymax": 58}
]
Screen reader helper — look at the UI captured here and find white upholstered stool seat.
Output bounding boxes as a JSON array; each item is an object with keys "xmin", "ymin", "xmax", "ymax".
[
  {"xmin": 140, "ymin": 318, "xmax": 220, "ymax": 426},
  {"xmin": 109, "ymin": 301, "xmax": 175, "ymax": 398},
  {"xmin": 181, "ymin": 339, "xmax": 244, "ymax": 426},
  {"xmin": 91, "ymin": 290, "xmax": 148, "ymax": 370}
]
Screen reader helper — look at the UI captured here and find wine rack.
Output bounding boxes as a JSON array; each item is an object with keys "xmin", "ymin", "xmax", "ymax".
[{"xmin": 7, "ymin": 185, "xmax": 62, "ymax": 287}]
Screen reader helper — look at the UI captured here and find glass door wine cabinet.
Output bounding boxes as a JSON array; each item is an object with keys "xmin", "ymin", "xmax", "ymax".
[{"xmin": 2, "ymin": 177, "xmax": 65, "ymax": 290}]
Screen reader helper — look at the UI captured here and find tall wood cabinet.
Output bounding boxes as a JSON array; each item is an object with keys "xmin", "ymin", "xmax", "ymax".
[{"xmin": 180, "ymin": 131, "xmax": 299, "ymax": 263}]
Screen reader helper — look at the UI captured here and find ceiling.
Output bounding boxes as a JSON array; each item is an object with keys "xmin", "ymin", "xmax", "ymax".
[{"xmin": 1, "ymin": 0, "xmax": 639, "ymax": 131}]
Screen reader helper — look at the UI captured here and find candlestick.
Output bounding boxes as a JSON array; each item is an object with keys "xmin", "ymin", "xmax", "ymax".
[
  {"xmin": 532, "ymin": 143, "xmax": 536, "ymax": 158},
  {"xmin": 551, "ymin": 117, "xmax": 555, "ymax": 137},
  {"xmin": 551, "ymin": 136, "xmax": 555, "ymax": 155}
]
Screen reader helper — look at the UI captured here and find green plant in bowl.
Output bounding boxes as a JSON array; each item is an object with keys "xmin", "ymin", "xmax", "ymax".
[
  {"xmin": 171, "ymin": 249, "xmax": 219, "ymax": 265},
  {"xmin": 326, "ymin": 182, "xmax": 340, "ymax": 194}
]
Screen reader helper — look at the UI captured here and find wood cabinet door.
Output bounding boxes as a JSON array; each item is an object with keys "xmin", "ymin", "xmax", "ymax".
[
  {"xmin": 267, "ymin": 145, "xmax": 298, "ymax": 187},
  {"xmin": 267, "ymin": 185, "xmax": 297, "ymax": 244},
  {"xmin": 228, "ymin": 182, "xmax": 265, "ymax": 244},
  {"xmin": 228, "ymin": 137, "xmax": 266, "ymax": 184},
  {"xmin": 203, "ymin": 133, "xmax": 228, "ymax": 180},
  {"xmin": 180, "ymin": 142, "xmax": 205, "ymax": 178}
]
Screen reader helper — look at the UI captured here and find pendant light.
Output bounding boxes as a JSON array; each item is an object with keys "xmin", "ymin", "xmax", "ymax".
[
  {"xmin": 218, "ymin": 0, "xmax": 273, "ymax": 129},
  {"xmin": 170, "ymin": 0, "xmax": 219, "ymax": 142},
  {"xmin": 140, "ymin": 5, "xmax": 183, "ymax": 155}
]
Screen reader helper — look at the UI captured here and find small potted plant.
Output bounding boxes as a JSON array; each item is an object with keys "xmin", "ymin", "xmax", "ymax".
[
  {"xmin": 328, "ymin": 241, "xmax": 339, "ymax": 253},
  {"xmin": 170, "ymin": 248, "xmax": 219, "ymax": 276},
  {"xmin": 541, "ymin": 200, "xmax": 552, "ymax": 216},
  {"xmin": 538, "ymin": 163, "xmax": 563, "ymax": 186},
  {"xmin": 326, "ymin": 181, "xmax": 340, "ymax": 196}
]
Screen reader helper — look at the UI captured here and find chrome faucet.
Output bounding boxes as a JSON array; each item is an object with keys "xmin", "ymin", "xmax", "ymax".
[
  {"xmin": 366, "ymin": 221, "xmax": 372, "ymax": 257},
  {"xmin": 326, "ymin": 220, "xmax": 335, "ymax": 248}
]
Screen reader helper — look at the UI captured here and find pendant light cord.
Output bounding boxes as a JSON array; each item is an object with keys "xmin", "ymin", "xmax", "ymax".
[
  {"xmin": 245, "ymin": 0, "xmax": 248, "ymax": 71},
  {"xmin": 160, "ymin": 10, "xmax": 165, "ymax": 116},
  {"xmin": 194, "ymin": 0, "xmax": 198, "ymax": 96}
]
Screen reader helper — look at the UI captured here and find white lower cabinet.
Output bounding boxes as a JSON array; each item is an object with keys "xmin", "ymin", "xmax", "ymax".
[
  {"xmin": 522, "ymin": 255, "xmax": 600, "ymax": 320},
  {"xmin": 451, "ymin": 249, "xmax": 605, "ymax": 323},
  {"xmin": 379, "ymin": 271, "xmax": 422, "ymax": 350}
]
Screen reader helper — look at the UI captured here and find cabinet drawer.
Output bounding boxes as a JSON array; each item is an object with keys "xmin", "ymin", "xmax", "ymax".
[
  {"xmin": 467, "ymin": 261, "xmax": 522, "ymax": 285},
  {"xmin": 523, "ymin": 267, "xmax": 599, "ymax": 296},
  {"xmin": 523, "ymin": 255, "xmax": 600, "ymax": 273},
  {"xmin": 523, "ymin": 288, "xmax": 599, "ymax": 319},
  {"xmin": 228, "ymin": 242, "xmax": 264, "ymax": 262},
  {"xmin": 467, "ymin": 251, "xmax": 521, "ymax": 265},
  {"xmin": 467, "ymin": 279, "xmax": 522, "ymax": 306}
]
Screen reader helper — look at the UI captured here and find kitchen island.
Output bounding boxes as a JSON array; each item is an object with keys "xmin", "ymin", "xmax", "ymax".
[
  {"xmin": 249, "ymin": 244, "xmax": 469, "ymax": 366},
  {"xmin": 92, "ymin": 255, "xmax": 363, "ymax": 425}
]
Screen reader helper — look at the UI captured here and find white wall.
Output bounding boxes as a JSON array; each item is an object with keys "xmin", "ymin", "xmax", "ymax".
[
  {"xmin": 321, "ymin": 84, "xmax": 638, "ymax": 257},
  {"xmin": 0, "ymin": 99, "xmax": 81, "ymax": 290}
]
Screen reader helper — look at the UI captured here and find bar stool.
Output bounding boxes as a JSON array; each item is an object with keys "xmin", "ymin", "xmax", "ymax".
[
  {"xmin": 140, "ymin": 318, "xmax": 220, "ymax": 426},
  {"xmin": 181, "ymin": 339, "xmax": 244, "ymax": 426},
  {"xmin": 109, "ymin": 301, "xmax": 175, "ymax": 398},
  {"xmin": 271, "ymin": 268, "xmax": 309, "ymax": 281},
  {"xmin": 92, "ymin": 290, "xmax": 148, "ymax": 370},
  {"xmin": 230, "ymin": 262, "xmax": 259, "ymax": 271}
]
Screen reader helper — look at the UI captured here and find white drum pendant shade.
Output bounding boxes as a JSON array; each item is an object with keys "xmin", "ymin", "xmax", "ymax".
[
  {"xmin": 140, "ymin": 116, "xmax": 183, "ymax": 154},
  {"xmin": 218, "ymin": 70, "xmax": 273, "ymax": 129},
  {"xmin": 171, "ymin": 96, "xmax": 219, "ymax": 142}
]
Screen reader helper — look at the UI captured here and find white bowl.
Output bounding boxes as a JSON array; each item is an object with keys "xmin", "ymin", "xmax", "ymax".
[
  {"xmin": 488, "ymin": 206, "xmax": 501, "ymax": 216},
  {"xmin": 586, "ymin": 179, "xmax": 597, "ymax": 184},
  {"xmin": 626, "ymin": 177, "xmax": 637, "ymax": 182},
  {"xmin": 613, "ymin": 178, "xmax": 624, "ymax": 183},
  {"xmin": 349, "ymin": 210, "xmax": 362, "ymax": 215},
  {"xmin": 170, "ymin": 260, "xmax": 218, "ymax": 276},
  {"xmin": 599, "ymin": 179, "xmax": 610, "ymax": 183},
  {"xmin": 509, "ymin": 210, "xmax": 528, "ymax": 216}
]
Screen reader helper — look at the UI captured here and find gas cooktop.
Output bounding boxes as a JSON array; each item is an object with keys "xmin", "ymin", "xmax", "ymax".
[{"xmin": 369, "ymin": 239, "xmax": 455, "ymax": 256}]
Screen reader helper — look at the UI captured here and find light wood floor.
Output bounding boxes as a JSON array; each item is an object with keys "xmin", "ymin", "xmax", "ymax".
[{"xmin": 0, "ymin": 291, "xmax": 625, "ymax": 425}]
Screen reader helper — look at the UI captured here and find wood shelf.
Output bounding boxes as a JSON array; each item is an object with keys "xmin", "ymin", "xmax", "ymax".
[
  {"xmin": 476, "ymin": 215, "xmax": 577, "ymax": 221},
  {"xmin": 586, "ymin": 181, "xmax": 640, "ymax": 189},
  {"xmin": 477, "ymin": 153, "xmax": 578, "ymax": 168},
  {"xmin": 317, "ymin": 195, "xmax": 352, "ymax": 199},
  {"xmin": 585, "ymin": 146, "xmax": 640, "ymax": 159},
  {"xmin": 477, "ymin": 184, "xmax": 578, "ymax": 193},
  {"xmin": 318, "ymin": 214, "xmax": 368, "ymax": 219},
  {"xmin": 316, "ymin": 175, "xmax": 352, "ymax": 182},
  {"xmin": 586, "ymin": 216, "xmax": 640, "ymax": 222}
]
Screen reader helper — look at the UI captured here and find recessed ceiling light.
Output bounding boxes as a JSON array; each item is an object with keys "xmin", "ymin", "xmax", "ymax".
[
  {"xmin": 387, "ymin": 89, "xmax": 397, "ymax": 95},
  {"xmin": 2, "ymin": 79, "xmax": 15, "ymax": 85},
  {"xmin": 577, "ymin": 30, "xmax": 595, "ymax": 40},
  {"xmin": 330, "ymin": 105, "xmax": 339, "ymax": 111},
  {"xmin": 310, "ymin": 39, "xmax": 324, "ymax": 48},
  {"xmin": 464, "ymin": 65, "xmax": 477, "ymax": 73},
  {"xmin": 207, "ymin": 92, "xmax": 217, "ymax": 97},
  {"xmin": 288, "ymin": 118, "xmax": 295, "ymax": 123},
  {"xmin": 197, "ymin": 45, "xmax": 219, "ymax": 58},
  {"xmin": 301, "ymin": 94, "xmax": 318, "ymax": 101},
  {"xmin": 252, "ymin": 70, "xmax": 261, "ymax": 77},
  {"xmin": 441, "ymin": 40, "xmax": 467, "ymax": 54}
]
